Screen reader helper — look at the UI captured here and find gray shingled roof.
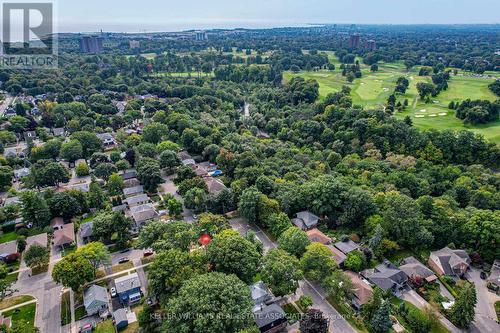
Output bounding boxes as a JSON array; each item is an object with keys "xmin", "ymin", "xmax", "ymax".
[
  {"xmin": 114, "ymin": 272, "xmax": 141, "ymax": 294},
  {"xmin": 123, "ymin": 185, "xmax": 144, "ymax": 197},
  {"xmin": 334, "ymin": 239, "xmax": 360, "ymax": 255},
  {"xmin": 79, "ymin": 222, "xmax": 94, "ymax": 238},
  {"xmin": 253, "ymin": 304, "xmax": 286, "ymax": 329},
  {"xmin": 125, "ymin": 193, "xmax": 150, "ymax": 206},
  {"xmin": 84, "ymin": 284, "xmax": 108, "ymax": 308}
]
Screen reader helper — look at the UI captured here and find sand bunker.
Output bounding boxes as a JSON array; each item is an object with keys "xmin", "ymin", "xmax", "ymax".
[
  {"xmin": 438, "ymin": 113, "xmax": 447, "ymax": 116},
  {"xmin": 428, "ymin": 114, "xmax": 437, "ymax": 117},
  {"xmin": 419, "ymin": 109, "xmax": 427, "ymax": 112},
  {"xmin": 415, "ymin": 115, "xmax": 425, "ymax": 118},
  {"xmin": 383, "ymin": 88, "xmax": 389, "ymax": 91}
]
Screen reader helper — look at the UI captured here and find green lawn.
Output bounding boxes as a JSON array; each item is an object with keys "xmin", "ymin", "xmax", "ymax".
[
  {"xmin": 94, "ymin": 319, "xmax": 115, "ymax": 333},
  {"xmin": 60, "ymin": 291, "xmax": 71, "ymax": 326},
  {"xmin": 327, "ymin": 296, "xmax": 369, "ymax": 332},
  {"xmin": 75, "ymin": 306, "xmax": 86, "ymax": 321},
  {"xmin": 0, "ymin": 231, "xmax": 18, "ymax": 244},
  {"xmin": 61, "ymin": 244, "xmax": 77, "ymax": 257},
  {"xmin": 0, "ymin": 295, "xmax": 34, "ymax": 310},
  {"xmin": 112, "ymin": 261, "xmax": 134, "ymax": 274},
  {"xmin": 2, "ymin": 302, "xmax": 36, "ymax": 328},
  {"xmin": 282, "ymin": 303, "xmax": 301, "ymax": 324},
  {"xmin": 284, "ymin": 55, "xmax": 499, "ymax": 144},
  {"xmin": 5, "ymin": 272, "xmax": 18, "ymax": 284},
  {"xmin": 391, "ymin": 298, "xmax": 450, "ymax": 333}
]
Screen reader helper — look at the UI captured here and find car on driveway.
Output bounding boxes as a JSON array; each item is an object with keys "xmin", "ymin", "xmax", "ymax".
[
  {"xmin": 480, "ymin": 271, "xmax": 487, "ymax": 279},
  {"xmin": 110, "ymin": 287, "xmax": 117, "ymax": 297},
  {"xmin": 143, "ymin": 249, "xmax": 154, "ymax": 257},
  {"xmin": 118, "ymin": 257, "xmax": 130, "ymax": 264},
  {"xmin": 80, "ymin": 323, "xmax": 93, "ymax": 333},
  {"xmin": 119, "ymin": 248, "xmax": 131, "ymax": 253}
]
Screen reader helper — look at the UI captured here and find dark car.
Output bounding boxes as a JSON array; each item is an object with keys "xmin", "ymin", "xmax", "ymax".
[
  {"xmin": 119, "ymin": 248, "xmax": 131, "ymax": 253},
  {"xmin": 480, "ymin": 271, "xmax": 487, "ymax": 280},
  {"xmin": 143, "ymin": 249, "xmax": 154, "ymax": 257},
  {"xmin": 118, "ymin": 257, "xmax": 130, "ymax": 264}
]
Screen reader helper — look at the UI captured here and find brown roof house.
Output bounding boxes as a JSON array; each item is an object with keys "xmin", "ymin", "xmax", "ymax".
[
  {"xmin": 0, "ymin": 241, "xmax": 19, "ymax": 262},
  {"xmin": 327, "ymin": 245, "xmax": 347, "ymax": 266},
  {"xmin": 53, "ymin": 223, "xmax": 75, "ymax": 249},
  {"xmin": 26, "ymin": 233, "xmax": 48, "ymax": 249},
  {"xmin": 306, "ymin": 228, "xmax": 332, "ymax": 245},
  {"xmin": 428, "ymin": 247, "xmax": 470, "ymax": 279},
  {"xmin": 291, "ymin": 211, "xmax": 319, "ymax": 231},
  {"xmin": 399, "ymin": 256, "xmax": 437, "ymax": 285},
  {"xmin": 345, "ymin": 271, "xmax": 373, "ymax": 311},
  {"xmin": 204, "ymin": 177, "xmax": 227, "ymax": 196}
]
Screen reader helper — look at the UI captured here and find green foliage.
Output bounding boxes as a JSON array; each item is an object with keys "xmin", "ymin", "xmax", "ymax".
[
  {"xmin": 207, "ymin": 230, "xmax": 261, "ymax": 283},
  {"xmin": 75, "ymin": 162, "xmax": 90, "ymax": 177},
  {"xmin": 261, "ymin": 249, "xmax": 303, "ymax": 296},
  {"xmin": 448, "ymin": 282, "xmax": 477, "ymax": 328},
  {"xmin": 164, "ymin": 272, "xmax": 254, "ymax": 333},
  {"xmin": 300, "ymin": 242, "xmax": 337, "ymax": 282},
  {"xmin": 52, "ymin": 252, "xmax": 95, "ymax": 291},
  {"xmin": 278, "ymin": 227, "xmax": 311, "ymax": 257},
  {"xmin": 23, "ymin": 244, "xmax": 49, "ymax": 269},
  {"xmin": 343, "ymin": 250, "xmax": 367, "ymax": 272},
  {"xmin": 20, "ymin": 191, "xmax": 51, "ymax": 229}
]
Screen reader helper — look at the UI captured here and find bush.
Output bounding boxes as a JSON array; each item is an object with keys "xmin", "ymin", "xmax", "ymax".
[
  {"xmin": 75, "ymin": 162, "xmax": 90, "ymax": 177},
  {"xmin": 405, "ymin": 307, "xmax": 431, "ymax": 333}
]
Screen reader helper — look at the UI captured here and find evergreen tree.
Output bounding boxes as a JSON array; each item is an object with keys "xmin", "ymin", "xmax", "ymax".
[
  {"xmin": 371, "ymin": 301, "xmax": 392, "ymax": 333},
  {"xmin": 448, "ymin": 283, "xmax": 477, "ymax": 328}
]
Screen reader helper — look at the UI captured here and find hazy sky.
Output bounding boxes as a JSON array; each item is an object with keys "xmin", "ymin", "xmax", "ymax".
[{"xmin": 56, "ymin": 0, "xmax": 500, "ymax": 32}]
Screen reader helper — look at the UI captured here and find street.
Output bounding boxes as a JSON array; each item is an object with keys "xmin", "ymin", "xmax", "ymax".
[
  {"xmin": 466, "ymin": 269, "xmax": 500, "ymax": 333},
  {"xmin": 0, "ymin": 94, "xmax": 14, "ymax": 116},
  {"xmin": 229, "ymin": 216, "xmax": 356, "ymax": 333}
]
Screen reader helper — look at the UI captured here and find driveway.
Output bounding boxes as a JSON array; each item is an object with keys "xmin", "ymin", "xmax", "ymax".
[
  {"xmin": 229, "ymin": 217, "xmax": 277, "ymax": 253},
  {"xmin": 466, "ymin": 268, "xmax": 500, "ymax": 333},
  {"xmin": 298, "ymin": 280, "xmax": 356, "ymax": 333},
  {"xmin": 160, "ymin": 176, "xmax": 194, "ymax": 222},
  {"xmin": 401, "ymin": 290, "xmax": 462, "ymax": 333}
]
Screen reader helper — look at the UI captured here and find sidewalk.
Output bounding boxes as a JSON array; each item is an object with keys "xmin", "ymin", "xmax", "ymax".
[{"xmin": 0, "ymin": 299, "xmax": 37, "ymax": 313}]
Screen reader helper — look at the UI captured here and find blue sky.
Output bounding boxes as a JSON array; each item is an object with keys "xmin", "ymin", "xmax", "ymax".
[{"xmin": 56, "ymin": 0, "xmax": 500, "ymax": 32}]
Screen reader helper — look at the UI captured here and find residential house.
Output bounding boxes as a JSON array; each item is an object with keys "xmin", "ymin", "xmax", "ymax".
[
  {"xmin": 83, "ymin": 284, "xmax": 108, "ymax": 316},
  {"xmin": 130, "ymin": 204, "xmax": 158, "ymax": 228},
  {"xmin": 291, "ymin": 211, "xmax": 319, "ymax": 231},
  {"xmin": 0, "ymin": 315, "xmax": 11, "ymax": 328},
  {"xmin": 250, "ymin": 281, "xmax": 287, "ymax": 333},
  {"xmin": 69, "ymin": 182, "xmax": 90, "ymax": 193},
  {"xmin": 361, "ymin": 260, "xmax": 409, "ymax": 296},
  {"xmin": 487, "ymin": 260, "xmax": 500, "ymax": 290},
  {"xmin": 345, "ymin": 271, "xmax": 373, "ymax": 311},
  {"xmin": 250, "ymin": 281, "xmax": 274, "ymax": 308},
  {"xmin": 96, "ymin": 133, "xmax": 116, "ymax": 149},
  {"xmin": 399, "ymin": 256, "xmax": 437, "ymax": 285},
  {"xmin": 23, "ymin": 131, "xmax": 37, "ymax": 141},
  {"xmin": 428, "ymin": 247, "xmax": 471, "ymax": 279},
  {"xmin": 79, "ymin": 222, "xmax": 94, "ymax": 244},
  {"xmin": 114, "ymin": 272, "xmax": 142, "ymax": 304},
  {"xmin": 327, "ymin": 245, "xmax": 347, "ymax": 266},
  {"xmin": 112, "ymin": 204, "xmax": 127, "ymax": 213},
  {"xmin": 50, "ymin": 217, "xmax": 65, "ymax": 231},
  {"xmin": 53, "ymin": 223, "xmax": 75, "ymax": 249},
  {"xmin": 181, "ymin": 158, "xmax": 196, "ymax": 166},
  {"xmin": 13, "ymin": 167, "xmax": 30, "ymax": 181},
  {"xmin": 119, "ymin": 169, "xmax": 137, "ymax": 181},
  {"xmin": 306, "ymin": 228, "xmax": 331, "ymax": 245},
  {"xmin": 334, "ymin": 239, "xmax": 360, "ymax": 255},
  {"xmin": 3, "ymin": 196, "xmax": 21, "ymax": 206},
  {"xmin": 4, "ymin": 107, "xmax": 16, "ymax": 117},
  {"xmin": 204, "ymin": 177, "xmax": 227, "ymax": 196},
  {"xmin": 124, "ymin": 193, "xmax": 150, "ymax": 207},
  {"xmin": 192, "ymin": 165, "xmax": 208, "ymax": 177},
  {"xmin": 26, "ymin": 233, "xmax": 48, "ymax": 249},
  {"xmin": 52, "ymin": 128, "xmax": 65, "ymax": 137},
  {"xmin": 113, "ymin": 308, "xmax": 128, "ymax": 330},
  {"xmin": 123, "ymin": 185, "xmax": 144, "ymax": 197},
  {"xmin": 124, "ymin": 178, "xmax": 141, "ymax": 188},
  {"xmin": 253, "ymin": 304, "xmax": 288, "ymax": 333},
  {"xmin": 0, "ymin": 241, "xmax": 18, "ymax": 262}
]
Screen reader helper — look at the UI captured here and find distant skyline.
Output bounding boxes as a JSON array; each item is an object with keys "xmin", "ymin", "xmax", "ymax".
[{"xmin": 55, "ymin": 0, "xmax": 500, "ymax": 33}]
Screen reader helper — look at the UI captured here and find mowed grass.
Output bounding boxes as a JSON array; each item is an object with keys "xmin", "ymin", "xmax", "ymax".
[
  {"xmin": 396, "ymin": 74, "xmax": 499, "ymax": 144},
  {"xmin": 285, "ymin": 52, "xmax": 499, "ymax": 144}
]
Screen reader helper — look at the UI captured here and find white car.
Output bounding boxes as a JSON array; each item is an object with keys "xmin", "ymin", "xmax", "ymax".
[{"xmin": 110, "ymin": 287, "xmax": 117, "ymax": 298}]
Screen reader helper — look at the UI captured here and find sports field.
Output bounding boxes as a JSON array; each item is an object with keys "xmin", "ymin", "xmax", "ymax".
[{"xmin": 284, "ymin": 52, "xmax": 500, "ymax": 144}]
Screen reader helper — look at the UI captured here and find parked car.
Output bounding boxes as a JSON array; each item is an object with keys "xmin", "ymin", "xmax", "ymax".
[
  {"xmin": 80, "ymin": 323, "xmax": 93, "ymax": 333},
  {"xmin": 110, "ymin": 287, "xmax": 117, "ymax": 297},
  {"xmin": 118, "ymin": 257, "xmax": 130, "ymax": 264},
  {"xmin": 119, "ymin": 248, "xmax": 131, "ymax": 253},
  {"xmin": 143, "ymin": 250, "xmax": 154, "ymax": 257},
  {"xmin": 480, "ymin": 271, "xmax": 487, "ymax": 279}
]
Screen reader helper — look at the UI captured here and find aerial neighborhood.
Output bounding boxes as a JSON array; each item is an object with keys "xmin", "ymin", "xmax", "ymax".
[{"xmin": 0, "ymin": 13, "xmax": 499, "ymax": 333}]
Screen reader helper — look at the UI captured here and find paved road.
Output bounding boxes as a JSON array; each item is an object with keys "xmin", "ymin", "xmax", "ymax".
[
  {"xmin": 13, "ymin": 262, "xmax": 63, "ymax": 333},
  {"xmin": 402, "ymin": 290, "xmax": 463, "ymax": 333},
  {"xmin": 0, "ymin": 95, "xmax": 13, "ymax": 116},
  {"xmin": 229, "ymin": 217, "xmax": 277, "ymax": 253},
  {"xmin": 229, "ymin": 217, "xmax": 355, "ymax": 333},
  {"xmin": 466, "ymin": 269, "xmax": 500, "ymax": 333},
  {"xmin": 300, "ymin": 280, "xmax": 357, "ymax": 333}
]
